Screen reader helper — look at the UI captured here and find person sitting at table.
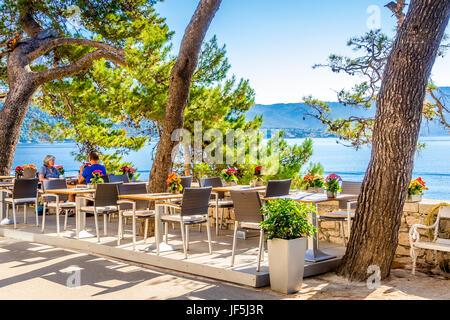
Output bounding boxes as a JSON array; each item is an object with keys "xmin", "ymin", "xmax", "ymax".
[
  {"xmin": 78, "ymin": 151, "xmax": 107, "ymax": 184},
  {"xmin": 39, "ymin": 155, "xmax": 61, "ymax": 181}
]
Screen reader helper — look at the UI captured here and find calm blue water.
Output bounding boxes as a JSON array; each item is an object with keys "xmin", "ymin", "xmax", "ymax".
[{"xmin": 12, "ymin": 136, "xmax": 450, "ymax": 200}]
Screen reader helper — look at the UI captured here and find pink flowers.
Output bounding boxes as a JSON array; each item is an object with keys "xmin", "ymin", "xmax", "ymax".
[
  {"xmin": 55, "ymin": 165, "xmax": 64, "ymax": 175},
  {"xmin": 121, "ymin": 166, "xmax": 137, "ymax": 179},
  {"xmin": 92, "ymin": 170, "xmax": 104, "ymax": 176},
  {"xmin": 325, "ymin": 173, "xmax": 342, "ymax": 183}
]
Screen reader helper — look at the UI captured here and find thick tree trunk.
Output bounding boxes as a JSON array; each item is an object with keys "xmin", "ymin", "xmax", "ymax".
[
  {"xmin": 0, "ymin": 81, "xmax": 36, "ymax": 175},
  {"xmin": 148, "ymin": 0, "xmax": 222, "ymax": 192},
  {"xmin": 338, "ymin": 0, "xmax": 450, "ymax": 281}
]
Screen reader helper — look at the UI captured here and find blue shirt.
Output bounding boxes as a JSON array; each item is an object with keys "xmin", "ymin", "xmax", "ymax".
[
  {"xmin": 39, "ymin": 166, "xmax": 60, "ymax": 179},
  {"xmin": 82, "ymin": 164, "xmax": 107, "ymax": 184}
]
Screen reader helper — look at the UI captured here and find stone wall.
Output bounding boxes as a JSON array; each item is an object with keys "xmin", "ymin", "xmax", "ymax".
[
  {"xmin": 316, "ymin": 199, "xmax": 450, "ymax": 270},
  {"xmin": 208, "ymin": 198, "xmax": 450, "ymax": 271}
]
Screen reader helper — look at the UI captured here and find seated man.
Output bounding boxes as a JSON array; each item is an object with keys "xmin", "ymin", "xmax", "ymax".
[{"xmin": 78, "ymin": 151, "xmax": 107, "ymax": 184}]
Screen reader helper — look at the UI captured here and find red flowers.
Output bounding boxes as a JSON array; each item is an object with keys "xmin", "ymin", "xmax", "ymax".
[
  {"xmin": 325, "ymin": 173, "xmax": 342, "ymax": 183},
  {"xmin": 254, "ymin": 166, "xmax": 263, "ymax": 177},
  {"xmin": 409, "ymin": 177, "xmax": 428, "ymax": 197},
  {"xmin": 167, "ymin": 173, "xmax": 183, "ymax": 194}
]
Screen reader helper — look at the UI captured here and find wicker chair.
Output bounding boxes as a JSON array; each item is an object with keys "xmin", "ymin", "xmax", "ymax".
[
  {"xmin": 2, "ymin": 178, "xmax": 39, "ymax": 228},
  {"xmin": 157, "ymin": 187, "xmax": 213, "ymax": 259},
  {"xmin": 318, "ymin": 181, "xmax": 362, "ymax": 246},
  {"xmin": 109, "ymin": 174, "xmax": 130, "ymax": 183},
  {"xmin": 116, "ymin": 183, "xmax": 154, "ymax": 250},
  {"xmin": 41, "ymin": 179, "xmax": 76, "ymax": 235},
  {"xmin": 265, "ymin": 179, "xmax": 292, "ymax": 198},
  {"xmin": 199, "ymin": 177, "xmax": 234, "ymax": 235},
  {"xmin": 230, "ymin": 191, "xmax": 265, "ymax": 272},
  {"xmin": 78, "ymin": 183, "xmax": 120, "ymax": 242}
]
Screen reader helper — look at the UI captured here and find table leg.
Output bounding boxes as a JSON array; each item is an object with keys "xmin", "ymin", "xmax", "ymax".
[
  {"xmin": 76, "ymin": 195, "xmax": 80, "ymax": 239},
  {"xmin": 305, "ymin": 204, "xmax": 337, "ymax": 262},
  {"xmin": 149, "ymin": 203, "xmax": 179, "ymax": 254}
]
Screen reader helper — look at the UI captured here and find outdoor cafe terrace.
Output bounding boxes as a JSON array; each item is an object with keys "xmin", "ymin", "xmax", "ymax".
[{"xmin": 0, "ymin": 172, "xmax": 448, "ymax": 289}]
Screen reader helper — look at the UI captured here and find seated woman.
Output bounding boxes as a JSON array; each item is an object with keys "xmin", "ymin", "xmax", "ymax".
[
  {"xmin": 39, "ymin": 155, "xmax": 61, "ymax": 181},
  {"xmin": 78, "ymin": 151, "xmax": 107, "ymax": 184}
]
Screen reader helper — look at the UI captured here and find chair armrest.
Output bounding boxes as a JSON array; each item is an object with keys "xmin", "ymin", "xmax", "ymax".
[
  {"xmin": 42, "ymin": 193, "xmax": 59, "ymax": 202},
  {"xmin": 155, "ymin": 202, "xmax": 181, "ymax": 210},
  {"xmin": 117, "ymin": 200, "xmax": 136, "ymax": 205},
  {"xmin": 0, "ymin": 188, "xmax": 12, "ymax": 195},
  {"xmin": 347, "ymin": 200, "xmax": 358, "ymax": 205},
  {"xmin": 77, "ymin": 195, "xmax": 95, "ymax": 202}
]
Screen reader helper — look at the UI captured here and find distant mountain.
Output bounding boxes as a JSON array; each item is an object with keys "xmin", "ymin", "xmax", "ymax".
[{"xmin": 246, "ymin": 87, "xmax": 450, "ymax": 138}]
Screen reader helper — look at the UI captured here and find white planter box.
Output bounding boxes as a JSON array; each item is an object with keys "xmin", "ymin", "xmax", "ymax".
[{"xmin": 267, "ymin": 237, "xmax": 307, "ymax": 294}]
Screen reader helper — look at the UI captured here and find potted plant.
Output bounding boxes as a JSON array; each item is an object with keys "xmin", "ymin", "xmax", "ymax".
[
  {"xmin": 193, "ymin": 163, "xmax": 211, "ymax": 179},
  {"xmin": 220, "ymin": 168, "xmax": 238, "ymax": 186},
  {"xmin": 407, "ymin": 177, "xmax": 427, "ymax": 203},
  {"xmin": 253, "ymin": 166, "xmax": 264, "ymax": 187},
  {"xmin": 260, "ymin": 199, "xmax": 317, "ymax": 294},
  {"xmin": 14, "ymin": 166, "xmax": 24, "ymax": 179},
  {"xmin": 121, "ymin": 166, "xmax": 137, "ymax": 181},
  {"xmin": 22, "ymin": 164, "xmax": 37, "ymax": 178},
  {"xmin": 55, "ymin": 165, "xmax": 65, "ymax": 178},
  {"xmin": 324, "ymin": 173, "xmax": 342, "ymax": 198},
  {"xmin": 89, "ymin": 170, "xmax": 105, "ymax": 189},
  {"xmin": 303, "ymin": 175, "xmax": 324, "ymax": 193},
  {"xmin": 167, "ymin": 173, "xmax": 183, "ymax": 194}
]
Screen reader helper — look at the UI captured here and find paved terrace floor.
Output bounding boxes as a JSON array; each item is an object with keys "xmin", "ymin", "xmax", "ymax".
[{"xmin": 0, "ymin": 210, "xmax": 448, "ymax": 299}]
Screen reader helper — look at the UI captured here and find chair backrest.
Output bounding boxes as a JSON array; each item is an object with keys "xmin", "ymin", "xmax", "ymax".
[
  {"xmin": 180, "ymin": 176, "xmax": 193, "ymax": 191},
  {"xmin": 13, "ymin": 178, "xmax": 39, "ymax": 199},
  {"xmin": 102, "ymin": 174, "xmax": 110, "ymax": 183},
  {"xmin": 180, "ymin": 187, "xmax": 212, "ymax": 216},
  {"xmin": 23, "ymin": 168, "xmax": 37, "ymax": 179},
  {"xmin": 339, "ymin": 181, "xmax": 362, "ymax": 210},
  {"xmin": 230, "ymin": 191, "xmax": 263, "ymax": 223},
  {"xmin": 439, "ymin": 206, "xmax": 450, "ymax": 219},
  {"xmin": 198, "ymin": 177, "xmax": 224, "ymax": 199},
  {"xmin": 109, "ymin": 174, "xmax": 130, "ymax": 183},
  {"xmin": 117, "ymin": 183, "xmax": 149, "ymax": 210},
  {"xmin": 94, "ymin": 183, "xmax": 119, "ymax": 207},
  {"xmin": 265, "ymin": 179, "xmax": 291, "ymax": 198},
  {"xmin": 42, "ymin": 179, "xmax": 68, "ymax": 202}
]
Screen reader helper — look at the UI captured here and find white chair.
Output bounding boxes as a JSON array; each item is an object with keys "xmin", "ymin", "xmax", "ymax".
[
  {"xmin": 229, "ymin": 190, "xmax": 265, "ymax": 272},
  {"xmin": 318, "ymin": 181, "xmax": 362, "ymax": 246},
  {"xmin": 41, "ymin": 179, "xmax": 76, "ymax": 235},
  {"xmin": 409, "ymin": 206, "xmax": 450, "ymax": 275},
  {"xmin": 157, "ymin": 187, "xmax": 213, "ymax": 259},
  {"xmin": 116, "ymin": 183, "xmax": 154, "ymax": 250},
  {"xmin": 2, "ymin": 178, "xmax": 39, "ymax": 229}
]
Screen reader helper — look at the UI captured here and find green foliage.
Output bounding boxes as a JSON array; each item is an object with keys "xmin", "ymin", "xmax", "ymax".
[
  {"xmin": 193, "ymin": 162, "xmax": 211, "ymax": 180},
  {"xmin": 260, "ymin": 199, "xmax": 317, "ymax": 240},
  {"xmin": 305, "ymin": 28, "xmax": 450, "ymax": 148}
]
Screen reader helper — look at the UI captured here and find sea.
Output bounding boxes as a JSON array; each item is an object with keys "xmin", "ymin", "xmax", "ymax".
[{"xmin": 12, "ymin": 136, "xmax": 450, "ymax": 201}]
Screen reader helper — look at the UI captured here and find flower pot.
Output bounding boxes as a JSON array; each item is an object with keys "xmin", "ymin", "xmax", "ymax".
[
  {"xmin": 267, "ymin": 237, "xmax": 307, "ymax": 294},
  {"xmin": 406, "ymin": 195, "xmax": 422, "ymax": 203},
  {"xmin": 327, "ymin": 191, "xmax": 336, "ymax": 198},
  {"xmin": 307, "ymin": 187, "xmax": 324, "ymax": 194},
  {"xmin": 223, "ymin": 181, "xmax": 237, "ymax": 187},
  {"xmin": 255, "ymin": 180, "xmax": 264, "ymax": 187}
]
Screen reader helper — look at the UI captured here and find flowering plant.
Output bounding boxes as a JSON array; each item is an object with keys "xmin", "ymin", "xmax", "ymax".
[
  {"xmin": 408, "ymin": 177, "xmax": 428, "ymax": 197},
  {"xmin": 324, "ymin": 173, "xmax": 342, "ymax": 193},
  {"xmin": 55, "ymin": 165, "xmax": 65, "ymax": 175},
  {"xmin": 90, "ymin": 170, "xmax": 104, "ymax": 184},
  {"xmin": 303, "ymin": 175, "xmax": 324, "ymax": 188},
  {"xmin": 254, "ymin": 166, "xmax": 263, "ymax": 181},
  {"xmin": 167, "ymin": 173, "xmax": 183, "ymax": 194},
  {"xmin": 23, "ymin": 164, "xmax": 37, "ymax": 170},
  {"xmin": 221, "ymin": 168, "xmax": 238, "ymax": 183},
  {"xmin": 15, "ymin": 166, "xmax": 24, "ymax": 178},
  {"xmin": 121, "ymin": 166, "xmax": 137, "ymax": 180}
]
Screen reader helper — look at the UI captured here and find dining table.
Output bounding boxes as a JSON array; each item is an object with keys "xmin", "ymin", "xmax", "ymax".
[
  {"xmin": 42, "ymin": 187, "xmax": 96, "ymax": 239},
  {"xmin": 265, "ymin": 191, "xmax": 358, "ymax": 263},
  {"xmin": 118, "ymin": 193, "xmax": 184, "ymax": 253}
]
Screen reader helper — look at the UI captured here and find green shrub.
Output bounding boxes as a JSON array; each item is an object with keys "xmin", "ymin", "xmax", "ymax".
[{"xmin": 260, "ymin": 199, "xmax": 317, "ymax": 240}]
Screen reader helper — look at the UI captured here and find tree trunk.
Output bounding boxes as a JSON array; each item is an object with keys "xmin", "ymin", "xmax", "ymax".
[
  {"xmin": 0, "ymin": 81, "xmax": 36, "ymax": 175},
  {"xmin": 148, "ymin": 0, "xmax": 222, "ymax": 192},
  {"xmin": 338, "ymin": 0, "xmax": 450, "ymax": 281}
]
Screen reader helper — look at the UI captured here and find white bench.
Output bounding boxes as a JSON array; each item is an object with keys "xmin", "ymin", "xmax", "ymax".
[{"xmin": 409, "ymin": 206, "xmax": 450, "ymax": 275}]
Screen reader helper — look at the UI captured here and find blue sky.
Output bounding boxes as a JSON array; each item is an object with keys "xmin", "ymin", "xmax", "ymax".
[{"xmin": 155, "ymin": 0, "xmax": 450, "ymax": 104}]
